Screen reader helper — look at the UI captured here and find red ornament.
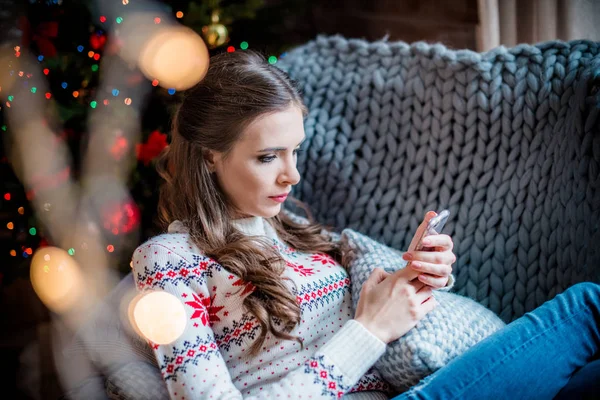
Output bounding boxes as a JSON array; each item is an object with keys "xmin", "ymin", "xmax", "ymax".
[
  {"xmin": 18, "ymin": 17, "xmax": 58, "ymax": 57},
  {"xmin": 136, "ymin": 130, "xmax": 168, "ymax": 165},
  {"xmin": 102, "ymin": 199, "xmax": 140, "ymax": 235},
  {"xmin": 90, "ymin": 32, "xmax": 107, "ymax": 51}
]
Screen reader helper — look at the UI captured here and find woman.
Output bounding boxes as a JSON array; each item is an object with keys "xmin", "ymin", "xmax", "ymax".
[{"xmin": 131, "ymin": 50, "xmax": 600, "ymax": 399}]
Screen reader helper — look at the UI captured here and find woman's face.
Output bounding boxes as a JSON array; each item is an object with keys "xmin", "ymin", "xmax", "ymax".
[{"xmin": 209, "ymin": 105, "xmax": 305, "ymax": 219}]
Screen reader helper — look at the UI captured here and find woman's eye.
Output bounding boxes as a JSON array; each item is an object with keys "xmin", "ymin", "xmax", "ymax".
[{"xmin": 258, "ymin": 155, "xmax": 276, "ymax": 163}]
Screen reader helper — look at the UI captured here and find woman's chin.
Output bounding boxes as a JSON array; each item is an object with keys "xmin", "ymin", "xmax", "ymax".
[{"xmin": 261, "ymin": 203, "xmax": 283, "ymax": 218}]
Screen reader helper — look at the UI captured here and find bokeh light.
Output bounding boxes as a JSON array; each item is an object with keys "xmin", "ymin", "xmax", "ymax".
[
  {"xmin": 134, "ymin": 25, "xmax": 209, "ymax": 90},
  {"xmin": 129, "ymin": 291, "xmax": 187, "ymax": 344},
  {"xmin": 30, "ymin": 246, "xmax": 84, "ymax": 313}
]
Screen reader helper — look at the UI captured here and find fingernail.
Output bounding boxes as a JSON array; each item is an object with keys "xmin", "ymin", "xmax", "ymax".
[
  {"xmin": 403, "ymin": 253, "xmax": 413, "ymax": 260},
  {"xmin": 422, "ymin": 238, "xmax": 431, "ymax": 245}
]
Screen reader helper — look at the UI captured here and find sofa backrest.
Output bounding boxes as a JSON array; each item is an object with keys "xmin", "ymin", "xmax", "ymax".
[{"xmin": 278, "ymin": 35, "xmax": 600, "ymax": 322}]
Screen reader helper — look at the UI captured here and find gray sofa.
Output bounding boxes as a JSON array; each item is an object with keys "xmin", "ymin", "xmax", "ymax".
[{"xmin": 63, "ymin": 35, "xmax": 600, "ymax": 399}]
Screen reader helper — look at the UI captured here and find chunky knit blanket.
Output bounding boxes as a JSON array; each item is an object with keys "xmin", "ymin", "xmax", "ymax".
[{"xmin": 278, "ymin": 35, "xmax": 600, "ymax": 323}]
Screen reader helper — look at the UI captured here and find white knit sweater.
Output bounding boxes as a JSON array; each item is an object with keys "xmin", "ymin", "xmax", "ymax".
[{"xmin": 131, "ymin": 216, "xmax": 390, "ymax": 400}]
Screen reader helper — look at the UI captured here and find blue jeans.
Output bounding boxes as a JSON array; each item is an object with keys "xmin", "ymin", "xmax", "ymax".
[
  {"xmin": 392, "ymin": 282, "xmax": 600, "ymax": 400},
  {"xmin": 555, "ymin": 358, "xmax": 600, "ymax": 399}
]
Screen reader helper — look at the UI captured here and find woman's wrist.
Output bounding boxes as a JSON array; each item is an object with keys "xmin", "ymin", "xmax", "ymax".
[{"xmin": 354, "ymin": 316, "xmax": 386, "ymax": 344}]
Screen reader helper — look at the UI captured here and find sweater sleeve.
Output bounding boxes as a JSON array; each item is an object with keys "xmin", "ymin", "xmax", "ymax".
[{"xmin": 132, "ymin": 242, "xmax": 386, "ymax": 400}]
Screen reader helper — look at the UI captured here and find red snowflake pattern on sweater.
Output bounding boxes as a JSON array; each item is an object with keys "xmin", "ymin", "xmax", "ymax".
[
  {"xmin": 184, "ymin": 293, "xmax": 224, "ymax": 326},
  {"xmin": 310, "ymin": 253, "xmax": 336, "ymax": 266},
  {"xmin": 286, "ymin": 260, "xmax": 314, "ymax": 276},
  {"xmin": 231, "ymin": 278, "xmax": 256, "ymax": 296}
]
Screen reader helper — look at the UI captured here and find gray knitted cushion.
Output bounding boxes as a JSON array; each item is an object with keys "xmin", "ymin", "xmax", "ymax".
[
  {"xmin": 278, "ymin": 35, "xmax": 600, "ymax": 323},
  {"xmin": 105, "ymin": 361, "xmax": 168, "ymax": 400},
  {"xmin": 340, "ymin": 228, "xmax": 506, "ymax": 393}
]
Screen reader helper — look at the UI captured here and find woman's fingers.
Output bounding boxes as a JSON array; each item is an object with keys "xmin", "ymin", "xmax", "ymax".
[
  {"xmin": 417, "ymin": 273, "xmax": 449, "ymax": 289},
  {"xmin": 364, "ymin": 268, "xmax": 390, "ymax": 288},
  {"xmin": 421, "ymin": 234, "xmax": 454, "ymax": 250},
  {"xmin": 404, "ymin": 249, "xmax": 456, "ymax": 265},
  {"xmin": 407, "ymin": 211, "xmax": 437, "ymax": 252},
  {"xmin": 410, "ymin": 260, "xmax": 453, "ymax": 277},
  {"xmin": 414, "ymin": 282, "xmax": 435, "ymax": 303}
]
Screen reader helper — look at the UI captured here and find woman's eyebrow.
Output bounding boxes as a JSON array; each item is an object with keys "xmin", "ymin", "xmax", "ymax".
[{"xmin": 257, "ymin": 137, "xmax": 306, "ymax": 152}]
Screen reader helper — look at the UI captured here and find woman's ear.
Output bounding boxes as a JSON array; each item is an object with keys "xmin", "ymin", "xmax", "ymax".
[{"xmin": 203, "ymin": 149, "xmax": 218, "ymax": 173}]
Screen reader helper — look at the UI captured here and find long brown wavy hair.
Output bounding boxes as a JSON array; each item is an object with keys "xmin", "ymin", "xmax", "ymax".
[{"xmin": 156, "ymin": 50, "xmax": 340, "ymax": 355}]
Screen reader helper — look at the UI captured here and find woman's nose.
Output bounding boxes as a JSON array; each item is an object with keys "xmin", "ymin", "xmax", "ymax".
[{"xmin": 279, "ymin": 159, "xmax": 301, "ymax": 185}]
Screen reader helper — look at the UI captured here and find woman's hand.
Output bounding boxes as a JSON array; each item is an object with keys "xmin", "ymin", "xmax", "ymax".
[
  {"xmin": 354, "ymin": 267, "xmax": 438, "ymax": 344},
  {"xmin": 403, "ymin": 211, "xmax": 456, "ymax": 289}
]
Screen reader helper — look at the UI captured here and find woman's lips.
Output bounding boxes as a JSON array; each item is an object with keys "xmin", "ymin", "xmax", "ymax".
[{"xmin": 269, "ymin": 194, "xmax": 288, "ymax": 203}]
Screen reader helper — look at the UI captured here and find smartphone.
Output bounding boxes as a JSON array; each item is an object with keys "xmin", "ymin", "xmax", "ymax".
[{"xmin": 408, "ymin": 209, "xmax": 450, "ymax": 253}]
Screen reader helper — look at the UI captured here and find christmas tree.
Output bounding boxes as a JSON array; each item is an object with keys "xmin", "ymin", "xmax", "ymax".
[{"xmin": 0, "ymin": 0, "xmax": 314, "ymax": 288}]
